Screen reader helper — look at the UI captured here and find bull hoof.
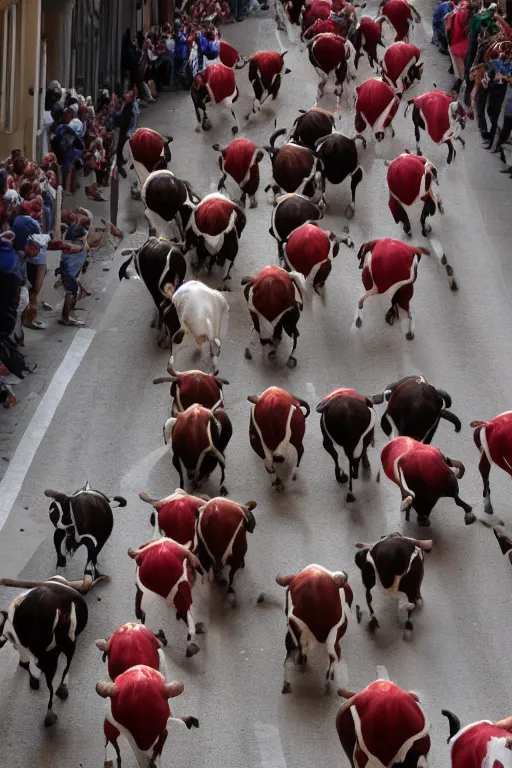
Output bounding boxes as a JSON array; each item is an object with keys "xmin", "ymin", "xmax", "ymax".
[
  {"xmin": 450, "ymin": 278, "xmax": 458, "ymax": 291},
  {"xmin": 56, "ymin": 683, "xmax": 69, "ymax": 700},
  {"xmin": 355, "ymin": 604, "xmax": 363, "ymax": 624},
  {"xmin": 385, "ymin": 311, "xmax": 395, "ymax": 326},
  {"xmin": 202, "ymin": 119, "xmax": 212, "ymax": 131},
  {"xmin": 368, "ymin": 616, "xmax": 379, "ymax": 632},
  {"xmin": 244, "ymin": 347, "xmax": 252, "ymax": 360},
  {"xmin": 195, "ymin": 125, "xmax": 201, "ymax": 133},
  {"xmin": 195, "ymin": 622, "xmax": 206, "ymax": 635},
  {"xmin": 220, "ymin": 485, "xmax": 228, "ymax": 497},
  {"xmin": 232, "ymin": 126, "xmax": 239, "ymax": 135},
  {"xmin": 186, "ymin": 641, "xmax": 200, "ymax": 658},
  {"xmin": 185, "ymin": 716, "xmax": 200, "ymax": 729},
  {"xmin": 403, "ymin": 627, "xmax": 413, "ymax": 641},
  {"xmin": 422, "ymin": 225, "xmax": 432, "ymax": 236},
  {"xmin": 344, "ymin": 203, "xmax": 355, "ymax": 219},
  {"xmin": 438, "ymin": 201, "xmax": 445, "ymax": 214},
  {"xmin": 346, "ymin": 492, "xmax": 355, "ymax": 503},
  {"xmin": 417, "ymin": 516, "xmax": 431, "ymax": 527},
  {"xmin": 325, "ymin": 680, "xmax": 332, "ymax": 695},
  {"xmin": 465, "ymin": 511, "xmax": 477, "ymax": 525},
  {"xmin": 355, "ymin": 317, "xmax": 362, "ymax": 329},
  {"xmin": 104, "ymin": 761, "xmax": 115, "ymax": 768},
  {"xmin": 226, "ymin": 590, "xmax": 237, "ymax": 607},
  {"xmin": 44, "ymin": 710, "xmax": 58, "ymax": 728},
  {"xmin": 405, "ymin": 331, "xmax": 415, "ymax": 341},
  {"xmin": 250, "ymin": 198, "xmax": 258, "ymax": 209},
  {"xmin": 484, "ymin": 500, "xmax": 494, "ymax": 516},
  {"xmin": 335, "ymin": 468, "xmax": 348, "ymax": 484},
  {"xmin": 30, "ymin": 677, "xmax": 40, "ymax": 690},
  {"xmin": 286, "ymin": 356, "xmax": 297, "ymax": 369},
  {"xmin": 282, "ymin": 681, "xmax": 291, "ymax": 694},
  {"xmin": 268, "ymin": 349, "xmax": 277, "ymax": 360},
  {"xmin": 155, "ymin": 629, "xmax": 168, "ymax": 646},
  {"xmin": 56, "ymin": 556, "xmax": 66, "ymax": 567},
  {"xmin": 257, "ymin": 593, "xmax": 265, "ymax": 603}
]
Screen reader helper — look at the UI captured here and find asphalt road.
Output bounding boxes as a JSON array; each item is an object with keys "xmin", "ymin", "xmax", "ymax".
[{"xmin": 1, "ymin": 3, "xmax": 512, "ymax": 767}]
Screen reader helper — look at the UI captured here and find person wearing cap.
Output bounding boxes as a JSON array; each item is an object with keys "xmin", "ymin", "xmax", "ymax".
[{"xmin": 12, "ymin": 214, "xmax": 50, "ymax": 330}]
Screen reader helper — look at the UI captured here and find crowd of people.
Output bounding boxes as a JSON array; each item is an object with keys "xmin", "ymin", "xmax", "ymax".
[{"xmin": 432, "ymin": 0, "xmax": 512, "ymax": 171}]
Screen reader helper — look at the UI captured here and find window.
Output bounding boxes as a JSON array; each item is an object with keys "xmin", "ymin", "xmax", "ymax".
[{"xmin": 0, "ymin": 3, "xmax": 17, "ymax": 133}]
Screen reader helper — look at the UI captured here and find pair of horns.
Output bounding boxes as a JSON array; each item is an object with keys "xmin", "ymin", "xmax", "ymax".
[{"xmin": 96, "ymin": 679, "xmax": 184, "ymax": 699}]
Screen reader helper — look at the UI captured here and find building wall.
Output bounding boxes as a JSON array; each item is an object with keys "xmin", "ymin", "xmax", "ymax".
[{"xmin": 0, "ymin": 0, "xmax": 41, "ymax": 160}]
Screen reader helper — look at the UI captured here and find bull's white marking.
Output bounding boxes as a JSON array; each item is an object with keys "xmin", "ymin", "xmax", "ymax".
[
  {"xmin": 360, "ymin": 93, "xmax": 396, "ymax": 139},
  {"xmin": 197, "ymin": 506, "xmax": 243, "ymax": 569},
  {"xmin": 367, "ymin": 548, "xmax": 421, "ymax": 612},
  {"xmin": 376, "ymin": 665, "xmax": 390, "ymax": 681},
  {"xmin": 353, "ymin": 408, "xmax": 377, "ymax": 460},
  {"xmin": 0, "ymin": 329, "xmax": 95, "ymax": 532},
  {"xmin": 251, "ymin": 403, "xmax": 295, "ymax": 474},
  {"xmin": 254, "ymin": 722, "xmax": 288, "ymax": 768},
  {"xmin": 104, "ymin": 697, "xmax": 164, "ymax": 768}
]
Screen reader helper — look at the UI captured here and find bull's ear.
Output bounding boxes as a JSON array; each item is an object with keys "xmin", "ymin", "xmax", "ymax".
[
  {"xmin": 96, "ymin": 681, "xmax": 116, "ymax": 698},
  {"xmin": 127, "ymin": 547, "xmax": 138, "ymax": 559},
  {"xmin": 495, "ymin": 716, "xmax": 512, "ymax": 731},
  {"xmin": 245, "ymin": 500, "xmax": 257, "ymax": 511},
  {"xmin": 95, "ymin": 639, "xmax": 108, "ymax": 652},
  {"xmin": 240, "ymin": 275, "xmax": 252, "ymax": 286},
  {"xmin": 276, "ymin": 574, "xmax": 294, "ymax": 587},
  {"xmin": 332, "ymin": 571, "xmax": 347, "ymax": 588},
  {"xmin": 255, "ymin": 148, "xmax": 265, "ymax": 163},
  {"xmin": 338, "ymin": 687, "xmax": 357, "ymax": 699},
  {"xmin": 164, "ymin": 680, "xmax": 184, "ymax": 699},
  {"xmin": 408, "ymin": 691, "xmax": 420, "ymax": 702},
  {"xmin": 247, "ymin": 395, "xmax": 259, "ymax": 404}
]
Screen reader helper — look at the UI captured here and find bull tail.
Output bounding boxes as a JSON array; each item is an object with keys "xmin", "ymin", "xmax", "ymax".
[
  {"xmin": 269, "ymin": 127, "xmax": 287, "ymax": 147},
  {"xmin": 112, "ymin": 496, "xmax": 127, "ymax": 508},
  {"xmin": 118, "ymin": 253, "xmax": 134, "ymax": 280},
  {"xmin": 316, "ymin": 400, "xmax": 328, "ymax": 413},
  {"xmin": 298, "ymin": 399, "xmax": 310, "ymax": 418},
  {"xmin": 354, "ymin": 134, "xmax": 367, "ymax": 150},
  {"xmin": 440, "ymin": 409, "xmax": 461, "ymax": 433},
  {"xmin": 441, "ymin": 710, "xmax": 461, "ymax": 742},
  {"xmin": 436, "ymin": 389, "xmax": 452, "ymax": 408},
  {"xmin": 470, "ymin": 420, "xmax": 486, "ymax": 428}
]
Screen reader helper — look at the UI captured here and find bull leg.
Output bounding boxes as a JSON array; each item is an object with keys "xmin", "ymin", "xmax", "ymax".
[
  {"xmin": 355, "ymin": 285, "xmax": 378, "ymax": 327},
  {"xmin": 172, "ymin": 454, "xmax": 185, "ymax": 489},
  {"xmin": 226, "ymin": 564, "xmax": 238, "ymax": 606},
  {"xmin": 346, "ymin": 463, "xmax": 356, "ymax": 503},
  {"xmin": 185, "ymin": 608, "xmax": 200, "ymax": 657},
  {"xmin": 413, "ymin": 114, "xmax": 423, "ymax": 155},
  {"xmin": 192, "ymin": 96, "xmax": 203, "ymax": 133},
  {"xmin": 320, "ymin": 420, "xmax": 347, "ymax": 483},
  {"xmin": 453, "ymin": 494, "xmax": 476, "ymax": 525},
  {"xmin": 83, "ymin": 537, "xmax": 102, "ymax": 580},
  {"xmin": 105, "ymin": 735, "xmax": 122, "ymax": 768},
  {"xmin": 53, "ymin": 528, "xmax": 67, "ymax": 568},
  {"xmin": 135, "ymin": 584, "xmax": 146, "ymax": 624},
  {"xmin": 218, "ymin": 459, "xmax": 228, "ymax": 497},
  {"xmin": 292, "ymin": 443, "xmax": 304, "ymax": 482},
  {"xmin": 282, "ymin": 627, "xmax": 298, "ymax": 694},
  {"xmin": 287, "ymin": 330, "xmax": 299, "ymax": 368},
  {"xmin": 346, "ymin": 167, "xmax": 363, "ymax": 219},
  {"xmin": 456, "ymin": 135, "xmax": 465, "ymax": 149},
  {"xmin": 420, "ymin": 200, "xmax": 433, "ymax": 237},
  {"xmin": 315, "ymin": 72, "xmax": 328, "ymax": 105},
  {"xmin": 218, "ymin": 173, "xmax": 227, "ymax": 192},
  {"xmin": 446, "ymin": 139, "xmax": 456, "ymax": 165},
  {"xmin": 406, "ymin": 307, "xmax": 415, "ymax": 340},
  {"xmin": 478, "ymin": 452, "xmax": 493, "ymax": 515},
  {"xmin": 366, "ymin": 588, "xmax": 379, "ymax": 630},
  {"xmin": 149, "ymin": 730, "xmax": 168, "ymax": 768},
  {"xmin": 56, "ymin": 638, "xmax": 75, "ymax": 700},
  {"xmin": 19, "ymin": 650, "xmax": 41, "ymax": 690},
  {"xmin": 42, "ymin": 650, "xmax": 60, "ymax": 727},
  {"xmin": 229, "ymin": 108, "xmax": 239, "ymax": 135}
]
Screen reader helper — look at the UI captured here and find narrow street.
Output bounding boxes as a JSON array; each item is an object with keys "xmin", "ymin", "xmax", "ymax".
[{"xmin": 1, "ymin": 2, "xmax": 512, "ymax": 766}]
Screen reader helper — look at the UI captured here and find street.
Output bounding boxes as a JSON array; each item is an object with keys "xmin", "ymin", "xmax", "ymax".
[{"xmin": 1, "ymin": 1, "xmax": 512, "ymax": 766}]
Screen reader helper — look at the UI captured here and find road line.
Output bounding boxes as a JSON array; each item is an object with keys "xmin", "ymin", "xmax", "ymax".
[
  {"xmin": 254, "ymin": 722, "xmax": 288, "ymax": 768},
  {"xmin": 0, "ymin": 328, "xmax": 96, "ymax": 532},
  {"xmin": 376, "ymin": 665, "xmax": 390, "ymax": 681}
]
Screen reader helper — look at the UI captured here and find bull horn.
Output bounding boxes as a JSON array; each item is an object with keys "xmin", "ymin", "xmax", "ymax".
[
  {"xmin": 215, "ymin": 376, "xmax": 229, "ymax": 385},
  {"xmin": 212, "ymin": 143, "xmax": 223, "ymax": 152},
  {"xmin": 153, "ymin": 377, "xmax": 177, "ymax": 384},
  {"xmin": 139, "ymin": 491, "xmax": 161, "ymax": 507},
  {"xmin": 338, "ymin": 687, "xmax": 357, "ymax": 699},
  {"xmin": 244, "ymin": 500, "xmax": 257, "ymax": 511},
  {"xmin": 127, "ymin": 547, "xmax": 139, "ymax": 559},
  {"xmin": 95, "ymin": 638, "xmax": 108, "ymax": 652},
  {"xmin": 247, "ymin": 395, "xmax": 259, "ymax": 404},
  {"xmin": 164, "ymin": 680, "xmax": 185, "ymax": 699},
  {"xmin": 442, "ymin": 710, "xmax": 461, "ymax": 741},
  {"xmin": 495, "ymin": 715, "xmax": 512, "ymax": 731},
  {"xmin": 414, "ymin": 539, "xmax": 433, "ymax": 552},
  {"xmin": 44, "ymin": 488, "xmax": 63, "ymax": 499},
  {"xmin": 276, "ymin": 573, "xmax": 294, "ymax": 587},
  {"xmin": 96, "ymin": 681, "xmax": 117, "ymax": 699},
  {"xmin": 0, "ymin": 575, "xmax": 107, "ymax": 594},
  {"xmin": 447, "ymin": 458, "xmax": 465, "ymax": 478},
  {"xmin": 332, "ymin": 571, "xmax": 348, "ymax": 588},
  {"xmin": 354, "ymin": 542, "xmax": 372, "ymax": 549},
  {"xmin": 241, "ymin": 275, "xmax": 252, "ymax": 285}
]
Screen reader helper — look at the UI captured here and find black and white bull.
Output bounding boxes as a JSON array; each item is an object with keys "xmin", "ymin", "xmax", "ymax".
[
  {"xmin": 276, "ymin": 564, "xmax": 351, "ymax": 693},
  {"xmin": 470, "ymin": 411, "xmax": 512, "ymax": 517},
  {"xmin": 355, "ymin": 78, "xmax": 400, "ymax": 141},
  {"xmin": 381, "ymin": 436, "xmax": 475, "ymax": 526},
  {"xmin": 0, "ymin": 576, "xmax": 91, "ymax": 726},
  {"xmin": 45, "ymin": 482, "xmax": 127, "ymax": 586},
  {"xmin": 241, "ymin": 265, "xmax": 306, "ymax": 369},
  {"xmin": 248, "ymin": 386, "xmax": 310, "ymax": 490},
  {"xmin": 153, "ymin": 358, "xmax": 228, "ymax": 416},
  {"xmin": 442, "ymin": 710, "xmax": 512, "ymax": 768},
  {"xmin": 212, "ymin": 138, "xmax": 265, "ymax": 209},
  {"xmin": 353, "ymin": 17, "xmax": 386, "ymax": 69},
  {"xmin": 336, "ymin": 680, "xmax": 431, "ymax": 767},
  {"xmin": 283, "ymin": 222, "xmax": 352, "ymax": 299},
  {"xmin": 270, "ymin": 192, "xmax": 325, "ymax": 262},
  {"xmin": 119, "ymin": 237, "xmax": 187, "ymax": 347},
  {"xmin": 354, "ymin": 532, "xmax": 432, "ymax": 637},
  {"xmin": 381, "ymin": 41, "xmax": 423, "ymax": 95},
  {"xmin": 185, "ymin": 193, "xmax": 246, "ymax": 283},
  {"xmin": 386, "ymin": 152, "xmax": 446, "ymax": 241},
  {"xmin": 406, "ymin": 90, "xmax": 469, "ymax": 164},
  {"xmin": 355, "ymin": 238, "xmax": 430, "ymax": 340},
  {"xmin": 165, "ymin": 281, "xmax": 230, "ymax": 369},
  {"xmin": 371, "ymin": 375, "xmax": 461, "ymax": 443},
  {"xmin": 191, "ymin": 62, "xmax": 239, "ymax": 134},
  {"xmin": 164, "ymin": 403, "xmax": 233, "ymax": 496},
  {"xmin": 307, "ymin": 33, "xmax": 352, "ymax": 112},
  {"xmin": 245, "ymin": 50, "xmax": 291, "ymax": 121},
  {"xmin": 264, "ymin": 129, "xmax": 324, "ymax": 205},
  {"xmin": 195, "ymin": 497, "xmax": 257, "ymax": 605},
  {"xmin": 316, "ymin": 388, "xmax": 376, "ymax": 502},
  {"xmin": 142, "ymin": 169, "xmax": 200, "ymax": 241},
  {"xmin": 314, "ymin": 132, "xmax": 366, "ymax": 217},
  {"xmin": 289, "ymin": 106, "xmax": 335, "ymax": 150}
]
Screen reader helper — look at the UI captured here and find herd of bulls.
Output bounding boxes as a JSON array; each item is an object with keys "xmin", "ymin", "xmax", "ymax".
[{"xmin": 1, "ymin": 1, "xmax": 512, "ymax": 767}]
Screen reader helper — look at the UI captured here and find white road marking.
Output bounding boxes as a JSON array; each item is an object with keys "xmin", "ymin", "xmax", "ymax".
[
  {"xmin": 0, "ymin": 329, "xmax": 96, "ymax": 532},
  {"xmin": 254, "ymin": 722, "xmax": 288, "ymax": 768},
  {"xmin": 376, "ymin": 665, "xmax": 390, "ymax": 681}
]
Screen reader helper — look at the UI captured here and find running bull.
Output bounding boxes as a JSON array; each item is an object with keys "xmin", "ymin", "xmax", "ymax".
[
  {"xmin": 381, "ymin": 436, "xmax": 475, "ymax": 526},
  {"xmin": 307, "ymin": 32, "xmax": 350, "ymax": 112},
  {"xmin": 471, "ymin": 410, "xmax": 512, "ymax": 517},
  {"xmin": 248, "ymin": 386, "xmax": 310, "ymax": 490},
  {"xmin": 244, "ymin": 50, "xmax": 291, "ymax": 121},
  {"xmin": 129, "ymin": 127, "xmax": 173, "ymax": 190},
  {"xmin": 336, "ymin": 680, "xmax": 431, "ymax": 767},
  {"xmin": 127, "ymin": 537, "xmax": 205, "ymax": 656},
  {"xmin": 316, "ymin": 388, "xmax": 376, "ymax": 502},
  {"xmin": 96, "ymin": 666, "xmax": 199, "ymax": 768},
  {"xmin": 354, "ymin": 532, "xmax": 432, "ymax": 638},
  {"xmin": 153, "ymin": 358, "xmax": 228, "ymax": 415},
  {"xmin": 45, "ymin": 481, "xmax": 127, "ymax": 586},
  {"xmin": 139, "ymin": 488, "xmax": 206, "ymax": 544},
  {"xmin": 442, "ymin": 709, "xmax": 512, "ymax": 768},
  {"xmin": 355, "ymin": 78, "xmax": 400, "ymax": 140},
  {"xmin": 378, "ymin": 0, "xmax": 421, "ymax": 42},
  {"xmin": 371, "ymin": 374, "xmax": 461, "ymax": 443},
  {"xmin": 164, "ymin": 403, "xmax": 233, "ymax": 496},
  {"xmin": 142, "ymin": 169, "xmax": 199, "ymax": 241},
  {"xmin": 212, "ymin": 138, "xmax": 265, "ymax": 208},
  {"xmin": 283, "ymin": 222, "xmax": 351, "ymax": 300},
  {"xmin": 264, "ymin": 129, "xmax": 324, "ymax": 204},
  {"xmin": 387, "ymin": 151, "xmax": 444, "ymax": 238},
  {"xmin": 289, "ymin": 106, "xmax": 335, "ymax": 150},
  {"xmin": 407, "ymin": 90, "xmax": 469, "ymax": 164},
  {"xmin": 191, "ymin": 62, "xmax": 239, "ymax": 134},
  {"xmin": 381, "ymin": 41, "xmax": 423, "ymax": 94},
  {"xmin": 353, "ymin": 17, "xmax": 386, "ymax": 69},
  {"xmin": 276, "ymin": 564, "xmax": 351, "ymax": 693},
  {"xmin": 270, "ymin": 192, "xmax": 324, "ymax": 262},
  {"xmin": 185, "ymin": 192, "xmax": 246, "ymax": 282},
  {"xmin": 241, "ymin": 265, "xmax": 306, "ymax": 368},
  {"xmin": 196, "ymin": 497, "xmax": 257, "ymax": 605},
  {"xmin": 314, "ymin": 132, "xmax": 366, "ymax": 217}
]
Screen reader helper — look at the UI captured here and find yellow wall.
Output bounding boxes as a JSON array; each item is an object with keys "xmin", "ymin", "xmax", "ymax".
[{"xmin": 0, "ymin": 0, "xmax": 41, "ymax": 160}]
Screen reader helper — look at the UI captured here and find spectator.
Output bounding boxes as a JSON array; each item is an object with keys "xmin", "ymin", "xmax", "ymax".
[{"xmin": 11, "ymin": 214, "xmax": 50, "ymax": 331}]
